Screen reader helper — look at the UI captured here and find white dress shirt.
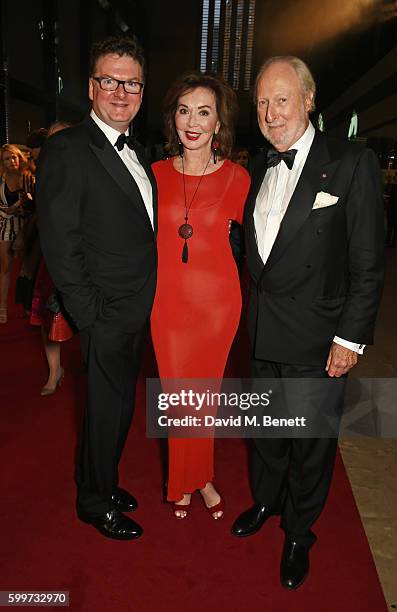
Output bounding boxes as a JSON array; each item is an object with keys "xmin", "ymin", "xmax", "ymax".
[
  {"xmin": 254, "ymin": 121, "xmax": 364, "ymax": 355},
  {"xmin": 90, "ymin": 110, "xmax": 154, "ymax": 229}
]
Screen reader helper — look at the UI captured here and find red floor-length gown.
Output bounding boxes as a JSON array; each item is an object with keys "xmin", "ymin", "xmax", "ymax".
[{"xmin": 151, "ymin": 157, "xmax": 250, "ymax": 501}]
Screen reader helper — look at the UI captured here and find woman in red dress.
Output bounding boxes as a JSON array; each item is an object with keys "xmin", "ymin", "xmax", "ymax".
[{"xmin": 151, "ymin": 73, "xmax": 250, "ymax": 519}]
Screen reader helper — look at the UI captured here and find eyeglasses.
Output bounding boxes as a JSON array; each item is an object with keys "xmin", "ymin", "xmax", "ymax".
[{"xmin": 92, "ymin": 76, "xmax": 144, "ymax": 94}]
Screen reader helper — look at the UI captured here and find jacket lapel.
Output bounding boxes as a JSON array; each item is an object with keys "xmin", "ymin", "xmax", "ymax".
[
  {"xmin": 244, "ymin": 152, "xmax": 268, "ymax": 283},
  {"xmin": 133, "ymin": 139, "xmax": 158, "ymax": 236},
  {"xmin": 263, "ymin": 131, "xmax": 333, "ymax": 272},
  {"xmin": 84, "ymin": 116, "xmax": 154, "ymax": 231}
]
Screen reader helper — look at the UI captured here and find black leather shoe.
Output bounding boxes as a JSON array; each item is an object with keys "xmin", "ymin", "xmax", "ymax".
[
  {"xmin": 111, "ymin": 487, "xmax": 138, "ymax": 512},
  {"xmin": 231, "ymin": 504, "xmax": 274, "ymax": 537},
  {"xmin": 78, "ymin": 508, "xmax": 143, "ymax": 540},
  {"xmin": 280, "ymin": 539, "xmax": 309, "ymax": 590}
]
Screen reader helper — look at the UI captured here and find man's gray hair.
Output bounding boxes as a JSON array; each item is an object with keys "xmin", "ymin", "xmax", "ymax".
[{"xmin": 254, "ymin": 56, "xmax": 316, "ymax": 112}]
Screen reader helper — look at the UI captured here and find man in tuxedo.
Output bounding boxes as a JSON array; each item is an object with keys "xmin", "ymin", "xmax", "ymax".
[
  {"xmin": 36, "ymin": 36, "xmax": 157, "ymax": 540},
  {"xmin": 232, "ymin": 57, "xmax": 384, "ymax": 587}
]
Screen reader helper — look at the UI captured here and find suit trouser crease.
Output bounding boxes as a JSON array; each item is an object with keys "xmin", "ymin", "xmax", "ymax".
[
  {"xmin": 76, "ymin": 323, "xmax": 144, "ymax": 515},
  {"xmin": 251, "ymin": 358, "xmax": 344, "ymax": 548}
]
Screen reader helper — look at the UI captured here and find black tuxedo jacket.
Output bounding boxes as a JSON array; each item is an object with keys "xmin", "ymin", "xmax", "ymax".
[
  {"xmin": 36, "ymin": 116, "xmax": 157, "ymax": 332},
  {"xmin": 244, "ymin": 131, "xmax": 384, "ymax": 366}
]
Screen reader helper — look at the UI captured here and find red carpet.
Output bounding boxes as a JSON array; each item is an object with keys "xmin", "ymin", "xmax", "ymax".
[{"xmin": 0, "ymin": 267, "xmax": 387, "ymax": 612}]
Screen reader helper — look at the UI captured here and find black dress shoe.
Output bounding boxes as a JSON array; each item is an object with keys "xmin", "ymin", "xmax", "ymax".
[
  {"xmin": 78, "ymin": 508, "xmax": 143, "ymax": 540},
  {"xmin": 280, "ymin": 539, "xmax": 309, "ymax": 590},
  {"xmin": 231, "ymin": 504, "xmax": 274, "ymax": 537},
  {"xmin": 111, "ymin": 487, "xmax": 138, "ymax": 512}
]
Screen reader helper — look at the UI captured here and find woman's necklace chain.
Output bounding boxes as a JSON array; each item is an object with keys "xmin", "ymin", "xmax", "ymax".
[{"xmin": 178, "ymin": 154, "xmax": 211, "ymax": 263}]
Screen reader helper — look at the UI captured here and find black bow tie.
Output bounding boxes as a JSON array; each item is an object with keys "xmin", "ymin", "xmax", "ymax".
[
  {"xmin": 266, "ymin": 148, "xmax": 297, "ymax": 170},
  {"xmin": 114, "ymin": 133, "xmax": 135, "ymax": 151}
]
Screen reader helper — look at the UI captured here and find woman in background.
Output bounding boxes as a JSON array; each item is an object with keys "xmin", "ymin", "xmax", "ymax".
[
  {"xmin": 0, "ymin": 144, "xmax": 32, "ymax": 324},
  {"xmin": 30, "ymin": 121, "xmax": 72, "ymax": 395},
  {"xmin": 151, "ymin": 72, "xmax": 250, "ymax": 519},
  {"xmin": 15, "ymin": 129, "xmax": 48, "ymax": 313},
  {"xmin": 233, "ymin": 145, "xmax": 250, "ymax": 172}
]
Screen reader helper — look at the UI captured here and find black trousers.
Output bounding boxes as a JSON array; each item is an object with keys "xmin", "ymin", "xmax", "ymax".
[
  {"xmin": 76, "ymin": 321, "xmax": 146, "ymax": 515},
  {"xmin": 251, "ymin": 358, "xmax": 346, "ymax": 548}
]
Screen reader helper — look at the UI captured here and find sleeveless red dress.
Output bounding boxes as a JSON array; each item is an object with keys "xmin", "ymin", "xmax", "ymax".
[{"xmin": 151, "ymin": 157, "xmax": 250, "ymax": 501}]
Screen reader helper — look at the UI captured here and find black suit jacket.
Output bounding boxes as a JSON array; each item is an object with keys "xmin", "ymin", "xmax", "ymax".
[
  {"xmin": 36, "ymin": 116, "xmax": 157, "ymax": 332},
  {"xmin": 244, "ymin": 131, "xmax": 384, "ymax": 366}
]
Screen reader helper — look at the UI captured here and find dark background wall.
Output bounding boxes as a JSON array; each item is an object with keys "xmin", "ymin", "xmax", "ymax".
[
  {"xmin": 144, "ymin": 0, "xmax": 202, "ymax": 145},
  {"xmin": 0, "ymin": 0, "xmax": 396, "ymax": 163}
]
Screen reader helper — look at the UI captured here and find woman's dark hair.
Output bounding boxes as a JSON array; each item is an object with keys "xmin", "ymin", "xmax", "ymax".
[
  {"xmin": 163, "ymin": 72, "xmax": 238, "ymax": 159},
  {"xmin": 89, "ymin": 35, "xmax": 145, "ymax": 77}
]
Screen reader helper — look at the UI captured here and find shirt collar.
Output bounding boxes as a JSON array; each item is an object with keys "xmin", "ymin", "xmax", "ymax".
[
  {"xmin": 90, "ymin": 110, "xmax": 128, "ymax": 147},
  {"xmin": 289, "ymin": 121, "xmax": 315, "ymax": 158}
]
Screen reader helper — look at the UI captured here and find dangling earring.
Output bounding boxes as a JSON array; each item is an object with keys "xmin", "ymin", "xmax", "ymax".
[
  {"xmin": 178, "ymin": 138, "xmax": 184, "ymax": 158},
  {"xmin": 212, "ymin": 136, "xmax": 219, "ymax": 164}
]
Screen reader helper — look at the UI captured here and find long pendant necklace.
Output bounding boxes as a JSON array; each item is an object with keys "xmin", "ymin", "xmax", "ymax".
[{"xmin": 178, "ymin": 154, "xmax": 211, "ymax": 264}]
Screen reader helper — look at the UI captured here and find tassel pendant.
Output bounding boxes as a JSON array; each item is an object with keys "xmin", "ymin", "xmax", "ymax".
[{"xmin": 182, "ymin": 240, "xmax": 189, "ymax": 263}]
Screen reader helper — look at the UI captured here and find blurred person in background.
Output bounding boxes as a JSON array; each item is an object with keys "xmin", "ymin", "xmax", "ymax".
[
  {"xmin": 0, "ymin": 144, "xmax": 33, "ymax": 324},
  {"xmin": 30, "ymin": 121, "xmax": 72, "ymax": 395},
  {"xmin": 14, "ymin": 129, "xmax": 48, "ymax": 313},
  {"xmin": 386, "ymin": 179, "xmax": 397, "ymax": 247},
  {"xmin": 233, "ymin": 145, "xmax": 250, "ymax": 172}
]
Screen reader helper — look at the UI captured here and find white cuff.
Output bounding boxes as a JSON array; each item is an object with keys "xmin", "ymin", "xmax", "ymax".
[{"xmin": 333, "ymin": 336, "xmax": 365, "ymax": 354}]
